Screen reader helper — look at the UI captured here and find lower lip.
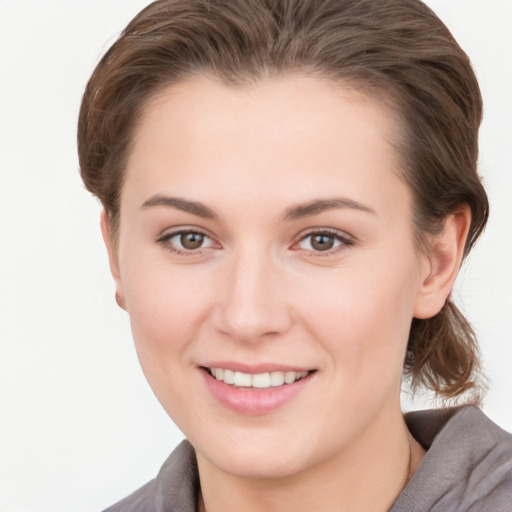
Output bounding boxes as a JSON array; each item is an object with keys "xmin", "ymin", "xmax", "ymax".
[{"xmin": 201, "ymin": 369, "xmax": 313, "ymax": 416}]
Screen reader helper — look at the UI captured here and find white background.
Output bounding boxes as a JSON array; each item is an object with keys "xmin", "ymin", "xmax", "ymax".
[{"xmin": 0, "ymin": 1, "xmax": 511, "ymax": 510}]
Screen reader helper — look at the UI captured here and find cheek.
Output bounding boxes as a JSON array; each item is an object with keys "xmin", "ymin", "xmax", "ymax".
[
  {"xmin": 120, "ymin": 262, "xmax": 220, "ymax": 426},
  {"xmin": 121, "ymin": 258, "xmax": 216, "ymax": 368},
  {"xmin": 297, "ymin": 259, "xmax": 419, "ymax": 379}
]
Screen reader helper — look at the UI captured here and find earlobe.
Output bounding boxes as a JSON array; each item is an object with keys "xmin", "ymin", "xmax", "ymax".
[
  {"xmin": 100, "ymin": 210, "xmax": 127, "ymax": 311},
  {"xmin": 414, "ymin": 206, "xmax": 471, "ymax": 319}
]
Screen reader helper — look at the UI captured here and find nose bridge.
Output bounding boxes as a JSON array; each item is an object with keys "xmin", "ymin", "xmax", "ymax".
[{"xmin": 215, "ymin": 242, "xmax": 291, "ymax": 342}]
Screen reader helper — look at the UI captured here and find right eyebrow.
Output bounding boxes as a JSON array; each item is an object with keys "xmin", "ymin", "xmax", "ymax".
[
  {"xmin": 283, "ymin": 197, "xmax": 376, "ymax": 221},
  {"xmin": 141, "ymin": 194, "xmax": 218, "ymax": 220}
]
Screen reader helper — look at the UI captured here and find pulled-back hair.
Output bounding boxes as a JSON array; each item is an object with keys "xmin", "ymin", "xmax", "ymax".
[{"xmin": 78, "ymin": 0, "xmax": 489, "ymax": 399}]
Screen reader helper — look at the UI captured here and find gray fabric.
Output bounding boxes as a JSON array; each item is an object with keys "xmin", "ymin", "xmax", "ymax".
[
  {"xmin": 391, "ymin": 406, "xmax": 512, "ymax": 511},
  {"xmin": 103, "ymin": 441, "xmax": 199, "ymax": 512},
  {"xmin": 103, "ymin": 406, "xmax": 512, "ymax": 511}
]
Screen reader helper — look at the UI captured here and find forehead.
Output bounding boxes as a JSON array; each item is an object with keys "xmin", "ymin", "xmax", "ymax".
[
  {"xmin": 134, "ymin": 74, "xmax": 400, "ymax": 154},
  {"xmin": 124, "ymin": 74, "xmax": 408, "ymax": 217}
]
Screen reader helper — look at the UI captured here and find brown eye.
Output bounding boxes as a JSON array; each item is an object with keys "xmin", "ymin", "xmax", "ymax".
[
  {"xmin": 159, "ymin": 230, "xmax": 215, "ymax": 254},
  {"xmin": 310, "ymin": 234, "xmax": 335, "ymax": 251},
  {"xmin": 180, "ymin": 232, "xmax": 205, "ymax": 250},
  {"xmin": 295, "ymin": 231, "xmax": 352, "ymax": 254}
]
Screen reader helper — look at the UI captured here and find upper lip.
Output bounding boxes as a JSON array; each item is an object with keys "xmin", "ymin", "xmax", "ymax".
[{"xmin": 200, "ymin": 362, "xmax": 314, "ymax": 374}]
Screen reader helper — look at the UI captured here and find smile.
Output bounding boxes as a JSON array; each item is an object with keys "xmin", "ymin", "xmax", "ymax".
[
  {"xmin": 208, "ymin": 367, "xmax": 309, "ymax": 389},
  {"xmin": 201, "ymin": 365, "xmax": 316, "ymax": 415}
]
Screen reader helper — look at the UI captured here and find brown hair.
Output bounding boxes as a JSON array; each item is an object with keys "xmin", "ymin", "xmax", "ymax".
[{"xmin": 78, "ymin": 0, "xmax": 489, "ymax": 399}]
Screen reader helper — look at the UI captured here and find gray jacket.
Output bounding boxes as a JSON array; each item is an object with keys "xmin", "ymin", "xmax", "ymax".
[{"xmin": 104, "ymin": 406, "xmax": 512, "ymax": 511}]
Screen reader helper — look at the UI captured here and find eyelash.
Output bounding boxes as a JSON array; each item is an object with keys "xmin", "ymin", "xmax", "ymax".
[
  {"xmin": 156, "ymin": 228, "xmax": 355, "ymax": 257},
  {"xmin": 292, "ymin": 229, "xmax": 355, "ymax": 257},
  {"xmin": 156, "ymin": 229, "xmax": 217, "ymax": 256}
]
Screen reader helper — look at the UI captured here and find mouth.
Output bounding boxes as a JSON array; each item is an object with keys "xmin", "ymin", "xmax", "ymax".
[
  {"xmin": 200, "ymin": 365, "xmax": 316, "ymax": 415},
  {"xmin": 203, "ymin": 367, "xmax": 314, "ymax": 389}
]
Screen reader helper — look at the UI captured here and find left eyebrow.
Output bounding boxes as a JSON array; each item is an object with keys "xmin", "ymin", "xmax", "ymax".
[
  {"xmin": 283, "ymin": 197, "xmax": 376, "ymax": 221},
  {"xmin": 141, "ymin": 194, "xmax": 218, "ymax": 220}
]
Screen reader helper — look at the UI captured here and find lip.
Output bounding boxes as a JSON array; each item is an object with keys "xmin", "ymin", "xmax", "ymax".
[{"xmin": 199, "ymin": 365, "xmax": 315, "ymax": 416}]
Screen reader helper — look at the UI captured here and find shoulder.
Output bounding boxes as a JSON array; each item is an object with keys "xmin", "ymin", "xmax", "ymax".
[
  {"xmin": 392, "ymin": 406, "xmax": 512, "ymax": 512},
  {"xmin": 103, "ymin": 479, "xmax": 159, "ymax": 512},
  {"xmin": 102, "ymin": 440, "xmax": 199, "ymax": 512}
]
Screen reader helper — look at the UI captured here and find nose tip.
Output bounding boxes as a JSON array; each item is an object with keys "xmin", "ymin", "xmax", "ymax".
[
  {"xmin": 212, "ymin": 255, "xmax": 293, "ymax": 343},
  {"xmin": 217, "ymin": 303, "xmax": 287, "ymax": 342}
]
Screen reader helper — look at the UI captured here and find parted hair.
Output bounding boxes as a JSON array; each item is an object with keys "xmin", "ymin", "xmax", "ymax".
[{"xmin": 78, "ymin": 0, "xmax": 489, "ymax": 399}]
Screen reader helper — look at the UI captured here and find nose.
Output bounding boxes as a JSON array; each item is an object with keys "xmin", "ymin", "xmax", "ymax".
[{"xmin": 212, "ymin": 247, "xmax": 293, "ymax": 343}]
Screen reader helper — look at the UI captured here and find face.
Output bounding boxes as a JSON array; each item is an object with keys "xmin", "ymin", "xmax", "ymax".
[{"xmin": 108, "ymin": 75, "xmax": 434, "ymax": 479}]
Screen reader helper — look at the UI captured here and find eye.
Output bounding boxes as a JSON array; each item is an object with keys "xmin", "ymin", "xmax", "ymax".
[
  {"xmin": 157, "ymin": 229, "xmax": 217, "ymax": 254},
  {"xmin": 293, "ymin": 230, "xmax": 354, "ymax": 253},
  {"xmin": 175, "ymin": 232, "xmax": 207, "ymax": 250}
]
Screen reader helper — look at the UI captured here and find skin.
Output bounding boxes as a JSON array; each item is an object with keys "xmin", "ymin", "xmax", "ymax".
[{"xmin": 102, "ymin": 75, "xmax": 470, "ymax": 511}]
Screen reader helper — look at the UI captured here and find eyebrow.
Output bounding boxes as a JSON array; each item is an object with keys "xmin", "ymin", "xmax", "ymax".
[
  {"xmin": 283, "ymin": 197, "xmax": 376, "ymax": 221},
  {"xmin": 141, "ymin": 194, "xmax": 375, "ymax": 221},
  {"xmin": 141, "ymin": 194, "xmax": 218, "ymax": 219}
]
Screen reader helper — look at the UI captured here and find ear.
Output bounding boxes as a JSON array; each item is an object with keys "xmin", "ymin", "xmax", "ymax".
[
  {"xmin": 414, "ymin": 206, "xmax": 471, "ymax": 319},
  {"xmin": 100, "ymin": 209, "xmax": 126, "ymax": 310}
]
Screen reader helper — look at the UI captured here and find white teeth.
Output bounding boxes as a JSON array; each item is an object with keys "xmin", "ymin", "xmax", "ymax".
[
  {"xmin": 252, "ymin": 373, "xmax": 271, "ymax": 388},
  {"xmin": 234, "ymin": 371, "xmax": 252, "ymax": 387},
  {"xmin": 270, "ymin": 371, "xmax": 285, "ymax": 386},
  {"xmin": 223, "ymin": 369, "xmax": 235, "ymax": 384},
  {"xmin": 284, "ymin": 371, "xmax": 297, "ymax": 384},
  {"xmin": 210, "ymin": 368, "xmax": 309, "ymax": 388}
]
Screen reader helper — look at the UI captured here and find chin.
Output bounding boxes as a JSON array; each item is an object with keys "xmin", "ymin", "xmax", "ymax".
[
  {"xmin": 210, "ymin": 449, "xmax": 308, "ymax": 480},
  {"xmin": 193, "ymin": 427, "xmax": 324, "ymax": 480}
]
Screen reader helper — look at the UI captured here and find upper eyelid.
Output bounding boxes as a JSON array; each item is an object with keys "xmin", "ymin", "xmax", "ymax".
[
  {"xmin": 156, "ymin": 225, "xmax": 214, "ymax": 240},
  {"xmin": 294, "ymin": 227, "xmax": 354, "ymax": 242}
]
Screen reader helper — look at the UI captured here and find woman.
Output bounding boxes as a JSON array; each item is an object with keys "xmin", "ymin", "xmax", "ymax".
[{"xmin": 77, "ymin": 0, "xmax": 512, "ymax": 510}]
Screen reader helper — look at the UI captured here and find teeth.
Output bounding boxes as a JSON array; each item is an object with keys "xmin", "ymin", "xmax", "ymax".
[
  {"xmin": 270, "ymin": 371, "xmax": 285, "ymax": 387},
  {"xmin": 252, "ymin": 373, "xmax": 271, "ymax": 388},
  {"xmin": 233, "ymin": 371, "xmax": 252, "ymax": 387},
  {"xmin": 284, "ymin": 371, "xmax": 297, "ymax": 384},
  {"xmin": 209, "ymin": 368, "xmax": 309, "ymax": 388},
  {"xmin": 223, "ymin": 369, "xmax": 235, "ymax": 384}
]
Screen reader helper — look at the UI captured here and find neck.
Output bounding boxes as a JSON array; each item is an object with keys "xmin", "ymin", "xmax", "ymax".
[{"xmin": 196, "ymin": 409, "xmax": 425, "ymax": 512}]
